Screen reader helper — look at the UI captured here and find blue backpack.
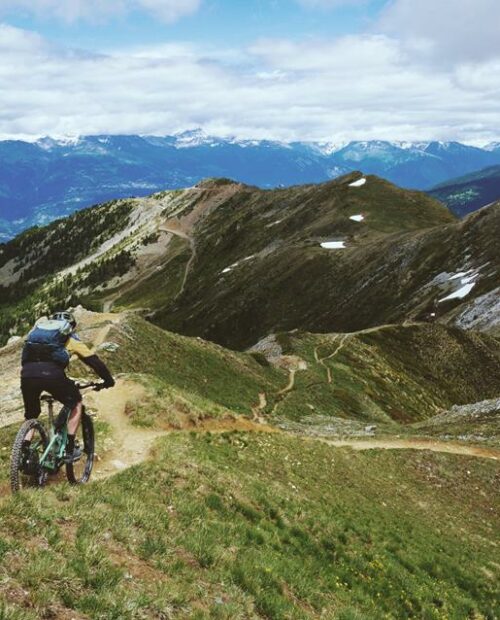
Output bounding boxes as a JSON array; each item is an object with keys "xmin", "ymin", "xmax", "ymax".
[{"xmin": 22, "ymin": 318, "xmax": 72, "ymax": 368}]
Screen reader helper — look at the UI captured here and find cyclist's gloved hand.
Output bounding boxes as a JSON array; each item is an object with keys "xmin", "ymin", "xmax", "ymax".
[{"xmin": 94, "ymin": 381, "xmax": 113, "ymax": 391}]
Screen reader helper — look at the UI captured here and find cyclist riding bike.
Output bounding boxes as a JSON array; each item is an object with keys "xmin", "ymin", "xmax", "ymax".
[{"xmin": 20, "ymin": 310, "xmax": 115, "ymax": 463}]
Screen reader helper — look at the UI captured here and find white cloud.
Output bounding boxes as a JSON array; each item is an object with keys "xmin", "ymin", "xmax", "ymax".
[
  {"xmin": 379, "ymin": 0, "xmax": 500, "ymax": 63},
  {"xmin": 0, "ymin": 23, "xmax": 499, "ymax": 143},
  {"xmin": 0, "ymin": 0, "xmax": 202, "ymax": 23}
]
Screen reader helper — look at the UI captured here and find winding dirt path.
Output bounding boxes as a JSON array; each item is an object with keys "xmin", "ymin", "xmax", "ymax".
[
  {"xmin": 90, "ymin": 380, "xmax": 500, "ymax": 476},
  {"xmin": 317, "ymin": 438, "xmax": 500, "ymax": 460},
  {"xmin": 89, "ymin": 379, "xmax": 279, "ymax": 480},
  {"xmin": 314, "ymin": 334, "xmax": 349, "ymax": 384},
  {"xmin": 158, "ymin": 225, "xmax": 196, "ymax": 300},
  {"xmin": 88, "ymin": 380, "xmax": 166, "ymax": 479}
]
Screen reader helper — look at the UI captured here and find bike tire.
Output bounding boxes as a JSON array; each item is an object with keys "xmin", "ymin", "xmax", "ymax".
[
  {"xmin": 10, "ymin": 419, "xmax": 49, "ymax": 493},
  {"xmin": 66, "ymin": 410, "xmax": 94, "ymax": 485}
]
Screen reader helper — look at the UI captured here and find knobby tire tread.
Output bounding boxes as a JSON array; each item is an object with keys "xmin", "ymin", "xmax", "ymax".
[
  {"xmin": 10, "ymin": 419, "xmax": 48, "ymax": 493},
  {"xmin": 66, "ymin": 411, "xmax": 95, "ymax": 485}
]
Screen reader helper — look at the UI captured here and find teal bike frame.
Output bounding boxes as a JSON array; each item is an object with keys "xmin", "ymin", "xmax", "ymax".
[
  {"xmin": 38, "ymin": 395, "xmax": 68, "ymax": 471},
  {"xmin": 38, "ymin": 382, "xmax": 100, "ymax": 472}
]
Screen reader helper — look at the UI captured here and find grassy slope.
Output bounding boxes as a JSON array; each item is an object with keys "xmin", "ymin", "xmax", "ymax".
[
  {"xmin": 66, "ymin": 316, "xmax": 500, "ymax": 428},
  {"xmin": 96, "ymin": 315, "xmax": 284, "ymax": 419},
  {"xmin": 267, "ymin": 324, "xmax": 500, "ymax": 429},
  {"xmin": 2, "ymin": 312, "xmax": 499, "ymax": 433},
  {"xmin": 0, "ymin": 432, "xmax": 498, "ymax": 619},
  {"xmin": 153, "ymin": 175, "xmax": 460, "ymax": 348},
  {"xmin": 152, "ymin": 185, "xmax": 499, "ymax": 350},
  {"xmin": 0, "ymin": 174, "xmax": 460, "ymax": 348}
]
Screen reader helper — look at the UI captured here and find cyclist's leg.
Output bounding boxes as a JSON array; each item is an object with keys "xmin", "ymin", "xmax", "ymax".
[
  {"xmin": 45, "ymin": 378, "xmax": 82, "ymax": 457},
  {"xmin": 20, "ymin": 378, "xmax": 43, "ymax": 442},
  {"xmin": 67, "ymin": 404, "xmax": 83, "ymax": 434}
]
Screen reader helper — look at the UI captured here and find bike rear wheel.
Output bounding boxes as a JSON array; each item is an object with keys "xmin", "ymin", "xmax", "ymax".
[
  {"xmin": 66, "ymin": 409, "xmax": 94, "ymax": 484},
  {"xmin": 10, "ymin": 420, "xmax": 49, "ymax": 493}
]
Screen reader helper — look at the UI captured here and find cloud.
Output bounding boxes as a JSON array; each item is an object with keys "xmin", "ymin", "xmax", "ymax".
[
  {"xmin": 0, "ymin": 0, "xmax": 202, "ymax": 23},
  {"xmin": 378, "ymin": 0, "xmax": 500, "ymax": 63},
  {"xmin": 0, "ymin": 23, "xmax": 499, "ymax": 143}
]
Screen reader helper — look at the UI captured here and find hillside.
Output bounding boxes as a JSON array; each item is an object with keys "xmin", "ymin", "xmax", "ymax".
[
  {"xmin": 2, "ymin": 310, "xmax": 500, "ymax": 437},
  {"xmin": 1, "ymin": 306, "xmax": 499, "ymax": 617},
  {"xmin": 2, "ymin": 135, "xmax": 500, "ymax": 240},
  {"xmin": 2, "ymin": 174, "xmax": 499, "ymax": 350},
  {"xmin": 429, "ymin": 165, "xmax": 500, "ymax": 217},
  {"xmin": 0, "ymin": 431, "xmax": 498, "ymax": 619}
]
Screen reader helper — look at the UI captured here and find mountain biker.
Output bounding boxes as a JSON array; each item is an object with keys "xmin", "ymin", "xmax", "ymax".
[{"xmin": 20, "ymin": 311, "xmax": 115, "ymax": 463}]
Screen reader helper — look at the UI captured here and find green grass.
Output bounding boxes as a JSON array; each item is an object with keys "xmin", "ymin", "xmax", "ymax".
[
  {"xmin": 99, "ymin": 315, "xmax": 284, "ymax": 419},
  {"xmin": 267, "ymin": 324, "xmax": 500, "ymax": 426},
  {"xmin": 112, "ymin": 236, "xmax": 192, "ymax": 311},
  {"xmin": 0, "ymin": 432, "xmax": 498, "ymax": 619}
]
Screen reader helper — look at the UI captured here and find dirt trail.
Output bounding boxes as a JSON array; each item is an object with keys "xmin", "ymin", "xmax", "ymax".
[
  {"xmin": 317, "ymin": 438, "xmax": 500, "ymax": 460},
  {"xmin": 89, "ymin": 378, "xmax": 279, "ymax": 479},
  {"xmin": 89, "ymin": 377, "xmax": 500, "ymax": 483},
  {"xmin": 88, "ymin": 379, "xmax": 167, "ymax": 479},
  {"xmin": 314, "ymin": 334, "xmax": 349, "ymax": 384},
  {"xmin": 89, "ymin": 379, "xmax": 499, "ymax": 479},
  {"xmin": 159, "ymin": 225, "xmax": 196, "ymax": 299}
]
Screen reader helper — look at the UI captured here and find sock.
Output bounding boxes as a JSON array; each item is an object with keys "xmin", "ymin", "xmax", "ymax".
[{"xmin": 67, "ymin": 434, "xmax": 75, "ymax": 453}]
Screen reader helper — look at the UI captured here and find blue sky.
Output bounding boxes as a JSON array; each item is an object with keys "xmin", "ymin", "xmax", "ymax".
[
  {"xmin": 0, "ymin": 0, "xmax": 499, "ymax": 143},
  {"xmin": 4, "ymin": 1, "xmax": 388, "ymax": 49}
]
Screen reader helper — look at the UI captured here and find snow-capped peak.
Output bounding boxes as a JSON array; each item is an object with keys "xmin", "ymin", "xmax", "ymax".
[
  {"xmin": 36, "ymin": 135, "xmax": 82, "ymax": 150},
  {"xmin": 174, "ymin": 129, "xmax": 219, "ymax": 148}
]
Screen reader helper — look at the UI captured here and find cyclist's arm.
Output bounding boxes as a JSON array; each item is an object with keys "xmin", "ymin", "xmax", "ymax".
[{"xmin": 67, "ymin": 335, "xmax": 115, "ymax": 386}]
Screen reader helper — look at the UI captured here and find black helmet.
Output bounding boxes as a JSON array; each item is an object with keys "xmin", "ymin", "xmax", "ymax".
[{"xmin": 51, "ymin": 311, "xmax": 77, "ymax": 329}]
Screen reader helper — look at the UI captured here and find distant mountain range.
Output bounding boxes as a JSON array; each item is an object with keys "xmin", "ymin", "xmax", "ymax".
[
  {"xmin": 429, "ymin": 165, "xmax": 500, "ymax": 217},
  {"xmin": 1, "ymin": 131, "xmax": 500, "ymax": 240}
]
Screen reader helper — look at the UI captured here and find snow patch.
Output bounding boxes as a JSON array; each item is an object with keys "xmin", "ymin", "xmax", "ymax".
[
  {"xmin": 438, "ymin": 282, "xmax": 476, "ymax": 303},
  {"xmin": 349, "ymin": 178, "xmax": 366, "ymax": 188},
  {"xmin": 448, "ymin": 271, "xmax": 472, "ymax": 281},
  {"xmin": 266, "ymin": 219, "xmax": 282, "ymax": 228},
  {"xmin": 221, "ymin": 255, "xmax": 255, "ymax": 274},
  {"xmin": 349, "ymin": 214, "xmax": 365, "ymax": 222},
  {"xmin": 460, "ymin": 275, "xmax": 477, "ymax": 284},
  {"xmin": 321, "ymin": 241, "xmax": 346, "ymax": 249}
]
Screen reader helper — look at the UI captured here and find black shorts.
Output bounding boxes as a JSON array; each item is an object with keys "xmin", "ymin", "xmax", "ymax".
[{"xmin": 21, "ymin": 376, "xmax": 82, "ymax": 420}]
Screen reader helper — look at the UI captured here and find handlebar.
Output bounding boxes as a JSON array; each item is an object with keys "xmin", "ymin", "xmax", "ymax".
[{"xmin": 76, "ymin": 382, "xmax": 105, "ymax": 391}]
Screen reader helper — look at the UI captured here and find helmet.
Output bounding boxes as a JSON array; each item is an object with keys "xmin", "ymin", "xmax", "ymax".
[{"xmin": 50, "ymin": 311, "xmax": 77, "ymax": 330}]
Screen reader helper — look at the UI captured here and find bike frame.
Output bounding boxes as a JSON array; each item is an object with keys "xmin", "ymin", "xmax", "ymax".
[
  {"xmin": 39, "ymin": 397, "xmax": 67, "ymax": 471},
  {"xmin": 38, "ymin": 382, "xmax": 100, "ymax": 472}
]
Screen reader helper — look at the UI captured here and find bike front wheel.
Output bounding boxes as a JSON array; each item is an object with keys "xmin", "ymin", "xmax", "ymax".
[
  {"xmin": 10, "ymin": 419, "xmax": 49, "ymax": 493},
  {"xmin": 66, "ymin": 409, "xmax": 94, "ymax": 485}
]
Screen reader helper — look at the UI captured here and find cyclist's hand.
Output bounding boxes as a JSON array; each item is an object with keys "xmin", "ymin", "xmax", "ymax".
[{"xmin": 101, "ymin": 379, "xmax": 115, "ymax": 390}]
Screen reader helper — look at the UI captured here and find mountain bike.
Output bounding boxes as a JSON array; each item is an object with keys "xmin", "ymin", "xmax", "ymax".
[{"xmin": 10, "ymin": 382, "xmax": 102, "ymax": 493}]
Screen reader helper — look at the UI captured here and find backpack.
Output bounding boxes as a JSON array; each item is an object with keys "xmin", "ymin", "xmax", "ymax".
[{"xmin": 22, "ymin": 318, "xmax": 72, "ymax": 368}]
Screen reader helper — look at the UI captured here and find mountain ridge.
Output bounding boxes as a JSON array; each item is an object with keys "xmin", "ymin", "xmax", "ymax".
[
  {"xmin": 2, "ymin": 132, "xmax": 500, "ymax": 240},
  {"xmin": 429, "ymin": 164, "xmax": 500, "ymax": 217},
  {"xmin": 2, "ymin": 174, "xmax": 498, "ymax": 350}
]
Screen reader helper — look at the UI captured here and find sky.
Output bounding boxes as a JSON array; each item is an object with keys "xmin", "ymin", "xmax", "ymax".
[{"xmin": 0, "ymin": 0, "xmax": 499, "ymax": 143}]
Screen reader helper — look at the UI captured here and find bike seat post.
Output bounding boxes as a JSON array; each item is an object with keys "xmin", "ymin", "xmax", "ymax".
[{"xmin": 40, "ymin": 394, "xmax": 55, "ymax": 426}]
